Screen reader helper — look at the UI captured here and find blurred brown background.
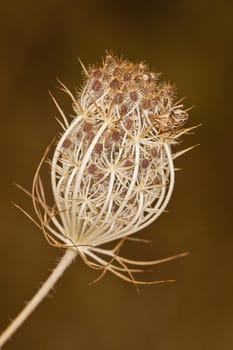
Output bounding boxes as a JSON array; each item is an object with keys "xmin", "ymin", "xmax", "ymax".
[{"xmin": 0, "ymin": 1, "xmax": 232, "ymax": 349}]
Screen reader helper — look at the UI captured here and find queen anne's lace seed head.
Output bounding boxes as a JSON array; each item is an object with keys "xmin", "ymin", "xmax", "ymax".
[{"xmin": 32, "ymin": 53, "xmax": 190, "ymax": 284}]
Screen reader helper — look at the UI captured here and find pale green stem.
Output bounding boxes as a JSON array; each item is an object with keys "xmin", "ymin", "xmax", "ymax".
[{"xmin": 0, "ymin": 249, "xmax": 77, "ymax": 348}]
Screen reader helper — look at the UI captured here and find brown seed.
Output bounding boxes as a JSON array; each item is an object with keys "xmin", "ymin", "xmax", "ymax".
[
  {"xmin": 163, "ymin": 97, "xmax": 169, "ymax": 107},
  {"xmin": 164, "ymin": 84, "xmax": 175, "ymax": 97},
  {"xmin": 92, "ymin": 79, "xmax": 102, "ymax": 92},
  {"xmin": 105, "ymin": 55, "xmax": 115, "ymax": 66},
  {"xmin": 153, "ymin": 175, "xmax": 161, "ymax": 185},
  {"xmin": 125, "ymin": 119, "xmax": 133, "ymax": 130},
  {"xmin": 120, "ymin": 104, "xmax": 128, "ymax": 116},
  {"xmin": 112, "ymin": 130, "xmax": 120, "ymax": 142},
  {"xmin": 141, "ymin": 158, "xmax": 150, "ymax": 169},
  {"xmin": 113, "ymin": 67, "xmax": 121, "ymax": 77},
  {"xmin": 110, "ymin": 78, "xmax": 120, "ymax": 89},
  {"xmin": 76, "ymin": 130, "xmax": 82, "ymax": 139},
  {"xmin": 124, "ymin": 160, "xmax": 133, "ymax": 167},
  {"xmin": 88, "ymin": 164, "xmax": 97, "ymax": 174},
  {"xmin": 141, "ymin": 98, "xmax": 151, "ymax": 110},
  {"xmin": 103, "ymin": 132, "xmax": 112, "ymax": 148},
  {"xmin": 97, "ymin": 173, "xmax": 104, "ymax": 182},
  {"xmin": 130, "ymin": 91, "xmax": 138, "ymax": 102},
  {"xmin": 83, "ymin": 122, "xmax": 93, "ymax": 133},
  {"xmin": 62, "ymin": 138, "xmax": 72, "ymax": 149},
  {"xmin": 113, "ymin": 92, "xmax": 123, "ymax": 104},
  {"xmin": 92, "ymin": 69, "xmax": 102, "ymax": 79},
  {"xmin": 123, "ymin": 71, "xmax": 132, "ymax": 81},
  {"xmin": 87, "ymin": 131, "xmax": 95, "ymax": 142},
  {"xmin": 121, "ymin": 190, "xmax": 127, "ymax": 198},
  {"xmin": 151, "ymin": 147, "xmax": 159, "ymax": 158},
  {"xmin": 94, "ymin": 143, "xmax": 103, "ymax": 155}
]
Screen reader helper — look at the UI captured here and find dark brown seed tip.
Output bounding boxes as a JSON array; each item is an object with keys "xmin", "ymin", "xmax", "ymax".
[
  {"xmin": 125, "ymin": 119, "xmax": 133, "ymax": 130},
  {"xmin": 94, "ymin": 143, "xmax": 103, "ymax": 155},
  {"xmin": 113, "ymin": 67, "xmax": 122, "ymax": 77},
  {"xmin": 129, "ymin": 194, "xmax": 136, "ymax": 204},
  {"xmin": 83, "ymin": 122, "xmax": 93, "ymax": 133},
  {"xmin": 113, "ymin": 92, "xmax": 124, "ymax": 104},
  {"xmin": 141, "ymin": 158, "xmax": 150, "ymax": 169},
  {"xmin": 123, "ymin": 71, "xmax": 132, "ymax": 81},
  {"xmin": 92, "ymin": 69, "xmax": 102, "ymax": 79},
  {"xmin": 112, "ymin": 130, "xmax": 121, "ymax": 142},
  {"xmin": 62, "ymin": 138, "xmax": 72, "ymax": 149},
  {"xmin": 92, "ymin": 80, "xmax": 102, "ymax": 92},
  {"xmin": 124, "ymin": 160, "xmax": 133, "ymax": 167},
  {"xmin": 105, "ymin": 55, "xmax": 115, "ymax": 66},
  {"xmin": 120, "ymin": 104, "xmax": 128, "ymax": 116},
  {"xmin": 110, "ymin": 78, "xmax": 121, "ymax": 89},
  {"xmin": 151, "ymin": 147, "xmax": 159, "ymax": 158},
  {"xmin": 86, "ymin": 131, "xmax": 95, "ymax": 142},
  {"xmin": 88, "ymin": 164, "xmax": 97, "ymax": 174},
  {"xmin": 130, "ymin": 91, "xmax": 138, "ymax": 102}
]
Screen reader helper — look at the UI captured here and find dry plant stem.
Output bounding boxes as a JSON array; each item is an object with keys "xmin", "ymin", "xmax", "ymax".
[{"xmin": 0, "ymin": 249, "xmax": 77, "ymax": 348}]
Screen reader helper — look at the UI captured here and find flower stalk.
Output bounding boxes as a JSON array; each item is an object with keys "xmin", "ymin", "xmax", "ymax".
[{"xmin": 0, "ymin": 249, "xmax": 77, "ymax": 348}]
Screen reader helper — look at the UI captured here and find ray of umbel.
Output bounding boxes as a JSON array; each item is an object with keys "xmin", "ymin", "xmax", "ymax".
[{"xmin": 0, "ymin": 53, "xmax": 191, "ymax": 348}]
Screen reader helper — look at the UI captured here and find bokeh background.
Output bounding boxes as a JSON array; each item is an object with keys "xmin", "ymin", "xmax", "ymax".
[{"xmin": 0, "ymin": 1, "xmax": 232, "ymax": 349}]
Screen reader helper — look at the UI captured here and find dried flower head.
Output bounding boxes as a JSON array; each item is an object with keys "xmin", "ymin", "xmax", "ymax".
[
  {"xmin": 30, "ymin": 53, "xmax": 190, "ymax": 284},
  {"xmin": 0, "ymin": 53, "xmax": 193, "ymax": 347}
]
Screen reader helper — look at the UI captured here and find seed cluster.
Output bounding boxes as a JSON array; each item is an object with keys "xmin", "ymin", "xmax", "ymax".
[
  {"xmin": 81, "ymin": 54, "xmax": 187, "ymax": 132},
  {"xmin": 48, "ymin": 54, "xmax": 188, "ymax": 248}
]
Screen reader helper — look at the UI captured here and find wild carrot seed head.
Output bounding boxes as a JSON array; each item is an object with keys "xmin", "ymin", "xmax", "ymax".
[
  {"xmin": 44, "ymin": 54, "xmax": 188, "ymax": 247},
  {"xmin": 31, "ymin": 53, "xmax": 190, "ymax": 283}
]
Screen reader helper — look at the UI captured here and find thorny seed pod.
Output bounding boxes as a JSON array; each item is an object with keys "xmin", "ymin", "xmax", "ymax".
[{"xmin": 0, "ymin": 53, "xmax": 194, "ymax": 348}]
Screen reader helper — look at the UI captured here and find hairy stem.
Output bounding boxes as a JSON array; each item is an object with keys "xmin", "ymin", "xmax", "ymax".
[{"xmin": 0, "ymin": 249, "xmax": 77, "ymax": 348}]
